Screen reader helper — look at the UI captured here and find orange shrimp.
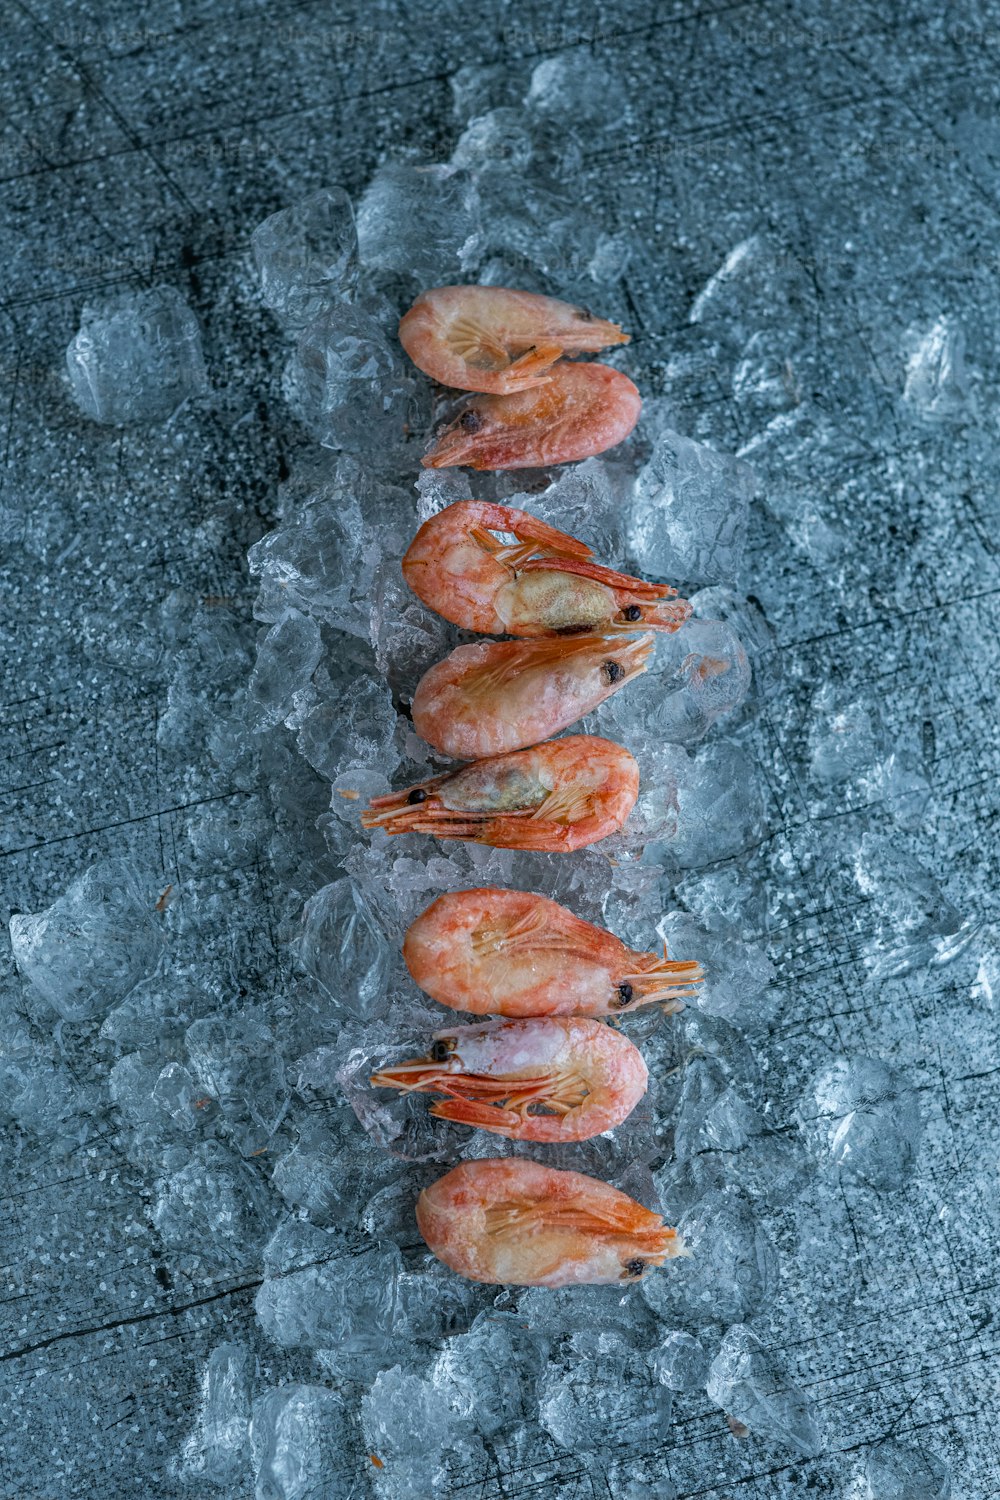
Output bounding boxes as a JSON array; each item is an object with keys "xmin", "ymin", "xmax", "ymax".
[
  {"xmin": 360, "ymin": 735, "xmax": 638, "ymax": 852},
  {"xmin": 416, "ymin": 1159, "xmax": 686, "ymax": 1286},
  {"xmin": 398, "ymin": 285, "xmax": 629, "ymax": 394},
  {"xmin": 423, "ymin": 362, "xmax": 641, "ymax": 470},
  {"xmin": 411, "ymin": 631, "xmax": 654, "ymax": 759},
  {"xmin": 404, "ymin": 887, "xmax": 703, "ymax": 1017},
  {"xmin": 371, "ymin": 1016, "xmax": 647, "ymax": 1143},
  {"xmin": 402, "ymin": 501, "xmax": 690, "ymax": 636}
]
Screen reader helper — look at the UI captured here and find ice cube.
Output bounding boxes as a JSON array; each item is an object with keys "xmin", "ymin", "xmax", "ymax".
[
  {"xmin": 286, "ymin": 670, "xmax": 400, "ymax": 784},
  {"xmin": 271, "ymin": 1116, "xmax": 369, "ymax": 1225},
  {"xmin": 153, "ymin": 1142, "xmax": 277, "ymax": 1266},
  {"xmin": 902, "ymin": 316, "xmax": 971, "ymax": 422},
  {"xmin": 732, "ymin": 328, "xmax": 803, "ymax": 413},
  {"xmin": 643, "ymin": 1185, "xmax": 777, "ymax": 1327},
  {"xmin": 638, "ymin": 743, "xmax": 767, "ymax": 869},
  {"xmin": 852, "ymin": 831, "xmax": 973, "ymax": 977},
  {"xmin": 539, "ymin": 1330, "xmax": 672, "ymax": 1451},
  {"xmin": 252, "ymin": 187, "xmax": 359, "ymax": 333},
  {"xmin": 450, "ymin": 64, "xmax": 523, "ymax": 123},
  {"xmin": 282, "ymin": 304, "xmax": 417, "ymax": 456},
  {"xmin": 653, "ymin": 1330, "xmax": 710, "ymax": 1392},
  {"xmin": 10, "ymin": 860, "xmax": 165, "ymax": 1020},
  {"xmin": 592, "ymin": 617, "xmax": 750, "ymax": 748},
  {"xmin": 0, "ymin": 1018, "xmax": 98, "ymax": 1145},
  {"xmin": 706, "ymin": 1325, "xmax": 822, "ymax": 1456},
  {"xmin": 431, "ymin": 1309, "xmax": 546, "ymax": 1438},
  {"xmin": 689, "ymin": 235, "xmax": 814, "ymax": 347},
  {"xmin": 864, "ymin": 1438, "xmax": 951, "ymax": 1498},
  {"xmin": 800, "ymin": 1055, "xmax": 923, "ymax": 1191},
  {"xmin": 247, "ymin": 482, "xmax": 385, "ymax": 636},
  {"xmin": 452, "ymin": 109, "xmax": 534, "ymax": 173},
  {"xmin": 151, "ymin": 1061, "xmax": 203, "ymax": 1133},
  {"xmin": 361, "ymin": 1365, "xmax": 481, "ymax": 1493},
  {"xmin": 177, "ymin": 1343, "xmax": 250, "ymax": 1487},
  {"xmin": 808, "ymin": 688, "xmax": 882, "ymax": 784},
  {"xmin": 473, "ymin": 175, "xmax": 607, "ymax": 285},
  {"xmin": 66, "ymin": 284, "xmax": 208, "ymax": 423},
  {"xmin": 356, "ymin": 162, "xmax": 481, "ymax": 283},
  {"xmin": 518, "ymin": 457, "xmax": 629, "ymax": 566},
  {"xmin": 255, "ymin": 1229, "xmax": 407, "ymax": 1350},
  {"xmin": 250, "ymin": 1384, "xmax": 357, "ymax": 1500},
  {"xmin": 185, "ymin": 1014, "xmax": 289, "ymax": 1153},
  {"xmin": 657, "ymin": 912, "xmax": 774, "ymax": 1023},
  {"xmin": 628, "ymin": 428, "xmax": 755, "ymax": 588},
  {"xmin": 246, "ymin": 609, "xmax": 323, "ymax": 733},
  {"xmin": 524, "ymin": 54, "xmax": 629, "ymax": 131},
  {"xmin": 292, "ymin": 879, "xmax": 391, "ymax": 1021},
  {"xmin": 369, "ymin": 550, "xmax": 455, "ymax": 702}
]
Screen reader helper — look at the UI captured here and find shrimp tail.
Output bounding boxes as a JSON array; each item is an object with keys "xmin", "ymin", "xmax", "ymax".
[
  {"xmin": 502, "ymin": 342, "xmax": 564, "ymax": 386},
  {"xmin": 462, "ymin": 502, "xmax": 594, "ymax": 561}
]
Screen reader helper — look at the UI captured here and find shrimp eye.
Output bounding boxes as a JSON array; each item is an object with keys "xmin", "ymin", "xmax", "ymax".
[
  {"xmin": 459, "ymin": 409, "xmax": 484, "ymax": 432},
  {"xmin": 603, "ymin": 660, "xmax": 625, "ymax": 683},
  {"xmin": 614, "ymin": 982, "xmax": 634, "ymax": 1009},
  {"xmin": 622, "ymin": 604, "xmax": 642, "ymax": 622},
  {"xmin": 623, "ymin": 1258, "xmax": 647, "ymax": 1279},
  {"xmin": 429, "ymin": 1039, "xmax": 453, "ymax": 1062},
  {"xmin": 407, "ymin": 788, "xmax": 428, "ymax": 805}
]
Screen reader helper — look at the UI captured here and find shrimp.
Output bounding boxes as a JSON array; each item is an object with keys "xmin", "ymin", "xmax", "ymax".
[
  {"xmin": 404, "ymin": 887, "xmax": 703, "ymax": 1018},
  {"xmin": 360, "ymin": 735, "xmax": 638, "ymax": 852},
  {"xmin": 416, "ymin": 1158, "xmax": 686, "ymax": 1286},
  {"xmin": 398, "ymin": 285, "xmax": 629, "ymax": 395},
  {"xmin": 411, "ymin": 631, "xmax": 654, "ymax": 759},
  {"xmin": 402, "ymin": 500, "xmax": 690, "ymax": 637},
  {"xmin": 371, "ymin": 1016, "xmax": 647, "ymax": 1143},
  {"xmin": 423, "ymin": 362, "xmax": 641, "ymax": 470}
]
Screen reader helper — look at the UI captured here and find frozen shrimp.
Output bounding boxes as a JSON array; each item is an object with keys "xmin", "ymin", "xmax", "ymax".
[
  {"xmin": 404, "ymin": 887, "xmax": 703, "ymax": 1018},
  {"xmin": 423, "ymin": 361, "xmax": 641, "ymax": 470},
  {"xmin": 360, "ymin": 735, "xmax": 638, "ymax": 852},
  {"xmin": 372, "ymin": 1016, "xmax": 647, "ymax": 1143},
  {"xmin": 398, "ymin": 285, "xmax": 629, "ymax": 394},
  {"xmin": 411, "ymin": 631, "xmax": 654, "ymax": 759},
  {"xmin": 402, "ymin": 500, "xmax": 690, "ymax": 636},
  {"xmin": 416, "ymin": 1158, "xmax": 686, "ymax": 1286}
]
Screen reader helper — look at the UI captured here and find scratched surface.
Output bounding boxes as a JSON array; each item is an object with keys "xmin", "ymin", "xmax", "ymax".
[{"xmin": 2, "ymin": 1, "xmax": 1000, "ymax": 1496}]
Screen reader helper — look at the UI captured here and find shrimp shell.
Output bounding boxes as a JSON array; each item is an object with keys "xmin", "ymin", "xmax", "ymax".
[
  {"xmin": 416, "ymin": 1158, "xmax": 686, "ymax": 1286},
  {"xmin": 360, "ymin": 735, "xmax": 638, "ymax": 852},
  {"xmin": 411, "ymin": 631, "xmax": 654, "ymax": 759},
  {"xmin": 399, "ymin": 285, "xmax": 629, "ymax": 394},
  {"xmin": 423, "ymin": 362, "xmax": 641, "ymax": 470},
  {"xmin": 371, "ymin": 1016, "xmax": 647, "ymax": 1143},
  {"xmin": 404, "ymin": 887, "xmax": 703, "ymax": 1017},
  {"xmin": 402, "ymin": 500, "xmax": 690, "ymax": 637}
]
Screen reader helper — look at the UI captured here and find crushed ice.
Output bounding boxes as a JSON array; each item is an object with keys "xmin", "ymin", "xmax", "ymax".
[{"xmin": 6, "ymin": 49, "xmax": 973, "ymax": 1497}]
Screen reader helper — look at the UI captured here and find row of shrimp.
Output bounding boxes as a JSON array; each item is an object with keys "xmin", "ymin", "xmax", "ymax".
[
  {"xmin": 374, "ymin": 885, "xmax": 701, "ymax": 1286},
  {"xmin": 400, "ymin": 284, "xmax": 641, "ymax": 470},
  {"xmin": 358, "ymin": 287, "xmax": 693, "ymax": 1287},
  {"xmin": 361, "ymin": 499, "xmax": 691, "ymax": 850}
]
